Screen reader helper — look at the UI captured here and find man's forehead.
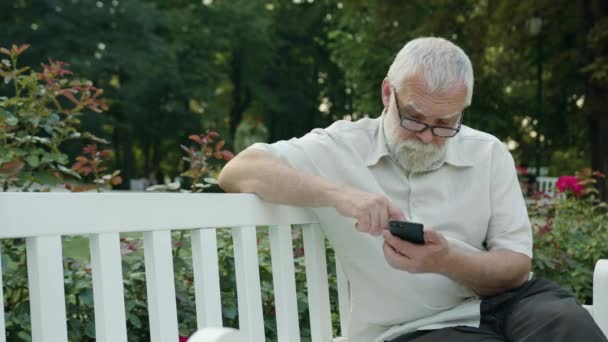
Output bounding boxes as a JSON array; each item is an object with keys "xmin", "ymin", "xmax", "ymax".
[{"xmin": 404, "ymin": 101, "xmax": 461, "ymax": 119}]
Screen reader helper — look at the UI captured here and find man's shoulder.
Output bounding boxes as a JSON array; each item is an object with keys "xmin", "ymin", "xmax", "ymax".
[
  {"xmin": 457, "ymin": 125, "xmax": 501, "ymax": 144},
  {"xmin": 307, "ymin": 117, "xmax": 378, "ymax": 148},
  {"xmin": 455, "ymin": 125, "xmax": 506, "ymax": 154},
  {"xmin": 445, "ymin": 126, "xmax": 510, "ymax": 167},
  {"xmin": 307, "ymin": 117, "xmax": 379, "ymax": 160},
  {"xmin": 324, "ymin": 117, "xmax": 379, "ymax": 137}
]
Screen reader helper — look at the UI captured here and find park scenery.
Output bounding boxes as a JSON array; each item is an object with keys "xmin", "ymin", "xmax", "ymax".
[{"xmin": 1, "ymin": 1, "xmax": 607, "ymax": 341}]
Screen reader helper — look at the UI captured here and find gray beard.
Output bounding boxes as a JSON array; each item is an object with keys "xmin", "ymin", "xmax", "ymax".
[
  {"xmin": 383, "ymin": 115, "xmax": 446, "ymax": 173},
  {"xmin": 389, "ymin": 139, "xmax": 446, "ymax": 173}
]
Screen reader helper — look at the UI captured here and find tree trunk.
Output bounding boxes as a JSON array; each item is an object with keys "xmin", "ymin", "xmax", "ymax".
[
  {"xmin": 112, "ymin": 124, "xmax": 122, "ymax": 176},
  {"xmin": 121, "ymin": 126, "xmax": 134, "ymax": 190},
  {"xmin": 588, "ymin": 102, "xmax": 608, "ymax": 200},
  {"xmin": 229, "ymin": 48, "xmax": 252, "ymax": 144},
  {"xmin": 584, "ymin": 0, "xmax": 608, "ymax": 201},
  {"xmin": 143, "ymin": 135, "xmax": 150, "ymax": 177},
  {"xmin": 151, "ymin": 140, "xmax": 162, "ymax": 184}
]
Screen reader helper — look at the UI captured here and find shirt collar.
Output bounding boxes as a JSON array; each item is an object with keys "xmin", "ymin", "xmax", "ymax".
[
  {"xmin": 366, "ymin": 112, "xmax": 474, "ymax": 168},
  {"xmin": 442, "ymin": 131, "xmax": 475, "ymax": 168},
  {"xmin": 365, "ymin": 111, "xmax": 391, "ymax": 167}
]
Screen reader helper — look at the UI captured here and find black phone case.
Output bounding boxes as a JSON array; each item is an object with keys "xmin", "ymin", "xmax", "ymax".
[{"xmin": 388, "ymin": 220, "xmax": 425, "ymax": 244}]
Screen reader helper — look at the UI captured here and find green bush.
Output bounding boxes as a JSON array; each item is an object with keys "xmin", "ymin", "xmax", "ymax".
[
  {"xmin": 0, "ymin": 44, "xmax": 115, "ymax": 191},
  {"xmin": 530, "ymin": 169, "xmax": 608, "ymax": 304},
  {"xmin": 234, "ymin": 115, "xmax": 269, "ymax": 153}
]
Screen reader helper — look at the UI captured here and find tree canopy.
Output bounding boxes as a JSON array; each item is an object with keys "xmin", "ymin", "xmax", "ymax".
[{"xmin": 1, "ymin": 0, "xmax": 606, "ymax": 197}]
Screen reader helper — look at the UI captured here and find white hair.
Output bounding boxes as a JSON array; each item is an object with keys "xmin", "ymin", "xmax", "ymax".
[{"xmin": 386, "ymin": 37, "xmax": 474, "ymax": 106}]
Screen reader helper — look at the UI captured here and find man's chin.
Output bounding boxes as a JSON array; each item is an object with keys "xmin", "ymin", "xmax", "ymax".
[{"xmin": 391, "ymin": 144, "xmax": 446, "ymax": 173}]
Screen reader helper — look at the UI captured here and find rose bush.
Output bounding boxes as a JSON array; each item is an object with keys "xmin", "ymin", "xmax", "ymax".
[{"xmin": 530, "ymin": 168, "xmax": 608, "ymax": 304}]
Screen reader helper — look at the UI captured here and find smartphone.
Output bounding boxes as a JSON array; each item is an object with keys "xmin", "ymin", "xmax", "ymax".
[{"xmin": 388, "ymin": 220, "xmax": 425, "ymax": 244}]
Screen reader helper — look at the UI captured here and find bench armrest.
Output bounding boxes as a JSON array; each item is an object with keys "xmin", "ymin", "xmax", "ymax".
[{"xmin": 595, "ymin": 259, "xmax": 608, "ymax": 337}]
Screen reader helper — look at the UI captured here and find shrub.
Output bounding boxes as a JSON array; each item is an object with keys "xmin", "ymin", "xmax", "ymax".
[
  {"xmin": 0, "ymin": 43, "xmax": 120, "ymax": 340},
  {"xmin": 234, "ymin": 115, "xmax": 269, "ymax": 153},
  {"xmin": 530, "ymin": 169, "xmax": 608, "ymax": 304},
  {"xmin": 0, "ymin": 44, "xmax": 111, "ymax": 191}
]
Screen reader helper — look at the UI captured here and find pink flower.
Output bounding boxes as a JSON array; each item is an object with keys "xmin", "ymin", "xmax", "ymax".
[
  {"xmin": 179, "ymin": 336, "xmax": 189, "ymax": 342},
  {"xmin": 556, "ymin": 176, "xmax": 583, "ymax": 196}
]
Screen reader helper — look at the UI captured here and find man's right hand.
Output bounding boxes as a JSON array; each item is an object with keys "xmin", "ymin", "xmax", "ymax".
[{"xmin": 332, "ymin": 186, "xmax": 405, "ymax": 236}]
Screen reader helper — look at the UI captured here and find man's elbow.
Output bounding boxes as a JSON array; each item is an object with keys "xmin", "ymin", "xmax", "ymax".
[
  {"xmin": 218, "ymin": 150, "xmax": 261, "ymax": 193},
  {"xmin": 512, "ymin": 254, "xmax": 532, "ymax": 288},
  {"xmin": 218, "ymin": 159, "xmax": 242, "ymax": 193}
]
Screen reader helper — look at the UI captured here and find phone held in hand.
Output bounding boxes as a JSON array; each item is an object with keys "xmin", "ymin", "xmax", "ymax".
[{"xmin": 388, "ymin": 220, "xmax": 425, "ymax": 244}]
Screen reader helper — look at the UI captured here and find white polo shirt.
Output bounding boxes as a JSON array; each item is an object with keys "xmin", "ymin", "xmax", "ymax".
[{"xmin": 250, "ymin": 113, "xmax": 532, "ymax": 342}]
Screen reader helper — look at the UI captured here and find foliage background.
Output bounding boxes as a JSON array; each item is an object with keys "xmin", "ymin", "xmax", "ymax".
[{"xmin": 1, "ymin": 0, "xmax": 606, "ymax": 197}]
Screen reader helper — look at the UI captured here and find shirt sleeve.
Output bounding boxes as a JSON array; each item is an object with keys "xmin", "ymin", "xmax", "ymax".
[
  {"xmin": 247, "ymin": 128, "xmax": 337, "ymax": 178},
  {"xmin": 486, "ymin": 142, "xmax": 533, "ymax": 258}
]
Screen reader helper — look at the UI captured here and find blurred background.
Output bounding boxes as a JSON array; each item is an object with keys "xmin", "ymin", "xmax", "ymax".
[{"xmin": 1, "ymin": 0, "xmax": 607, "ymax": 198}]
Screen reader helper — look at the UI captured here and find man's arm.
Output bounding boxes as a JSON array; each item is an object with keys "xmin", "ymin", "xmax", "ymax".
[
  {"xmin": 441, "ymin": 248, "xmax": 531, "ymax": 296},
  {"xmin": 218, "ymin": 148, "xmax": 404, "ymax": 235},
  {"xmin": 382, "ymin": 228, "xmax": 531, "ymax": 297},
  {"xmin": 218, "ymin": 148, "xmax": 341, "ymax": 207}
]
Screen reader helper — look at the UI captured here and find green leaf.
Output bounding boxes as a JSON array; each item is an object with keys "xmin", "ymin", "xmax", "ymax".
[
  {"xmin": 204, "ymin": 177, "xmax": 218, "ymax": 184},
  {"xmin": 82, "ymin": 132, "xmax": 109, "ymax": 144},
  {"xmin": 17, "ymin": 331, "xmax": 32, "ymax": 341},
  {"xmin": 41, "ymin": 152, "xmax": 68, "ymax": 165},
  {"xmin": 5, "ymin": 116, "xmax": 18, "ymax": 126},
  {"xmin": 0, "ymin": 108, "xmax": 18, "ymax": 126},
  {"xmin": 56, "ymin": 164, "xmax": 82, "ymax": 179},
  {"xmin": 68, "ymin": 318, "xmax": 82, "ymax": 333},
  {"xmin": 224, "ymin": 306, "xmax": 237, "ymax": 319},
  {"xmin": 79, "ymin": 287, "xmax": 94, "ymax": 306},
  {"xmin": 1, "ymin": 254, "xmax": 8, "ymax": 270},
  {"xmin": 25, "ymin": 154, "xmax": 39, "ymax": 168},
  {"xmin": 85, "ymin": 321, "xmax": 96, "ymax": 338},
  {"xmin": 126, "ymin": 300, "xmax": 136, "ymax": 311},
  {"xmin": 32, "ymin": 172, "xmax": 59, "ymax": 186},
  {"xmin": 128, "ymin": 313, "xmax": 142, "ymax": 328},
  {"xmin": 180, "ymin": 169, "xmax": 199, "ymax": 178}
]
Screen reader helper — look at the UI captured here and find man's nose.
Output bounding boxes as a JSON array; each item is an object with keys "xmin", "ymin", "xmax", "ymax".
[{"xmin": 416, "ymin": 128, "xmax": 434, "ymax": 143}]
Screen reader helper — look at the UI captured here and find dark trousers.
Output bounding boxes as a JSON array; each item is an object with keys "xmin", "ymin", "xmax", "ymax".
[{"xmin": 389, "ymin": 278, "xmax": 607, "ymax": 342}]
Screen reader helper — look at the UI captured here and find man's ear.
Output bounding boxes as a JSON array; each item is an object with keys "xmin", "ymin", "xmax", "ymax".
[{"xmin": 381, "ymin": 78, "xmax": 392, "ymax": 109}]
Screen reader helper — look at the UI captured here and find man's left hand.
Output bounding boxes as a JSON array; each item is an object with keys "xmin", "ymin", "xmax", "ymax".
[{"xmin": 382, "ymin": 227, "xmax": 450, "ymax": 274}]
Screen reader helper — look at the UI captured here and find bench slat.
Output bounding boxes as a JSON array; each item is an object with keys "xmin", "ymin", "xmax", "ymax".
[
  {"xmin": 26, "ymin": 236, "xmax": 68, "ymax": 342},
  {"xmin": 302, "ymin": 224, "xmax": 333, "ymax": 342},
  {"xmin": 336, "ymin": 257, "xmax": 350, "ymax": 337},
  {"xmin": 0, "ymin": 244, "xmax": 5, "ymax": 342},
  {"xmin": 269, "ymin": 225, "xmax": 301, "ymax": 342},
  {"xmin": 90, "ymin": 233, "xmax": 128, "ymax": 342},
  {"xmin": 143, "ymin": 231, "xmax": 179, "ymax": 342},
  {"xmin": 594, "ymin": 259, "xmax": 608, "ymax": 337},
  {"xmin": 191, "ymin": 228, "xmax": 223, "ymax": 328},
  {"xmin": 232, "ymin": 226, "xmax": 265, "ymax": 342}
]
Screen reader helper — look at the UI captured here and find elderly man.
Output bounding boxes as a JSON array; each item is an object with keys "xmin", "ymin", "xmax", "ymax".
[{"xmin": 218, "ymin": 37, "xmax": 607, "ymax": 342}]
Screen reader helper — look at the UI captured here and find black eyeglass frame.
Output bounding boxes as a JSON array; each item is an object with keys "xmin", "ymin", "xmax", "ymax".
[{"xmin": 391, "ymin": 86, "xmax": 464, "ymax": 138}]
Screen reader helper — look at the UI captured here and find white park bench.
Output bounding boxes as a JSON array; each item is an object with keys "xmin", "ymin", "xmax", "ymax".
[
  {"xmin": 536, "ymin": 176, "xmax": 559, "ymax": 198},
  {"xmin": 0, "ymin": 192, "xmax": 606, "ymax": 342}
]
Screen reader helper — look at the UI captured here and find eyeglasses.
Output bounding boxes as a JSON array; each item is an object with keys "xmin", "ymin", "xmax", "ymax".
[{"xmin": 392, "ymin": 86, "xmax": 464, "ymax": 138}]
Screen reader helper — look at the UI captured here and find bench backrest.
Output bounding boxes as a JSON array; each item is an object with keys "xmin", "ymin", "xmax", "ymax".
[
  {"xmin": 536, "ymin": 176, "xmax": 558, "ymax": 197},
  {"xmin": 0, "ymin": 193, "xmax": 350, "ymax": 342}
]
